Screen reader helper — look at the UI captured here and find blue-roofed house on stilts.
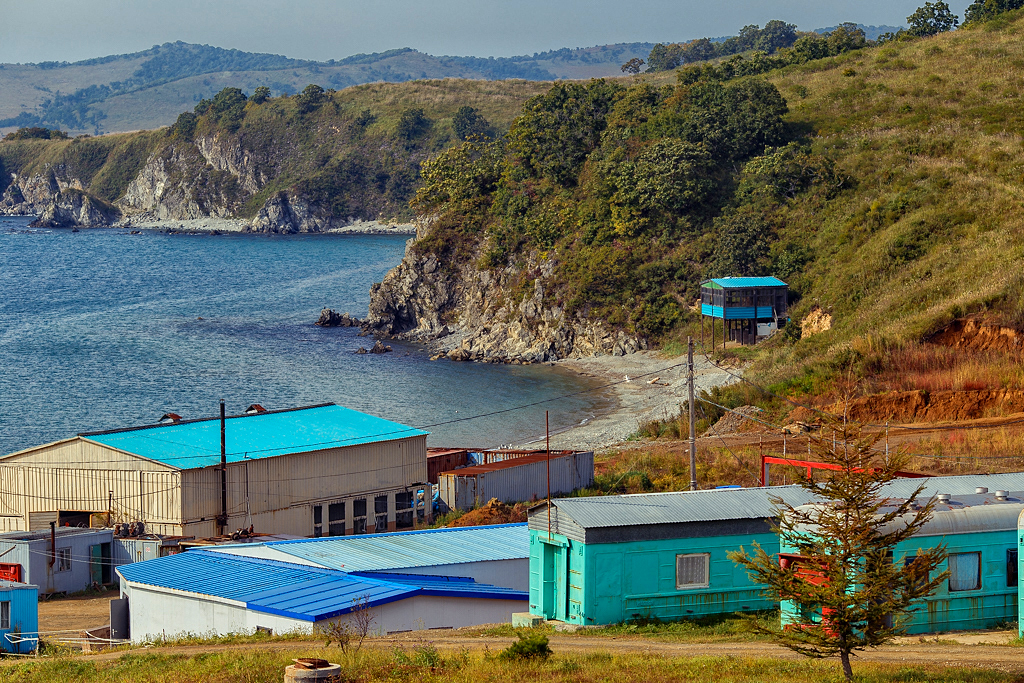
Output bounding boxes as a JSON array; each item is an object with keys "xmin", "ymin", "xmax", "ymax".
[{"xmin": 700, "ymin": 277, "xmax": 788, "ymax": 348}]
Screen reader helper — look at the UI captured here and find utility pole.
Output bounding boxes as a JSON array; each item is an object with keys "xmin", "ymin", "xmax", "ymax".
[
  {"xmin": 688, "ymin": 336, "xmax": 697, "ymax": 491},
  {"xmin": 219, "ymin": 400, "xmax": 227, "ymax": 536}
]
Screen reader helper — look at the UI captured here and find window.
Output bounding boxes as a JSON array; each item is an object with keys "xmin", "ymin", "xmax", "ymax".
[
  {"xmin": 374, "ymin": 495, "xmax": 388, "ymax": 532},
  {"xmin": 949, "ymin": 552, "xmax": 981, "ymax": 591},
  {"xmin": 352, "ymin": 498, "xmax": 367, "ymax": 535},
  {"xmin": 56, "ymin": 548, "xmax": 71, "ymax": 572},
  {"xmin": 312, "ymin": 505, "xmax": 323, "ymax": 537},
  {"xmin": 675, "ymin": 553, "xmax": 710, "ymax": 590},
  {"xmin": 1008, "ymin": 549, "xmax": 1018, "ymax": 588},
  {"xmin": 0, "ymin": 601, "xmax": 8, "ymax": 630},
  {"xmin": 328, "ymin": 502, "xmax": 345, "ymax": 537}
]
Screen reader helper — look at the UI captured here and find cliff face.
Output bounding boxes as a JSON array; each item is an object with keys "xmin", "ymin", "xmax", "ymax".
[
  {"xmin": 121, "ymin": 140, "xmax": 244, "ymax": 220},
  {"xmin": 1, "ymin": 170, "xmax": 116, "ymax": 227},
  {"xmin": 365, "ymin": 227, "xmax": 647, "ymax": 363}
]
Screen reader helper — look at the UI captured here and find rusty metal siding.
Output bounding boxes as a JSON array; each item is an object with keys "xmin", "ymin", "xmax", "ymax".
[
  {"xmin": 439, "ymin": 452, "xmax": 594, "ymax": 511},
  {"xmin": 427, "ymin": 450, "xmax": 468, "ymax": 484}
]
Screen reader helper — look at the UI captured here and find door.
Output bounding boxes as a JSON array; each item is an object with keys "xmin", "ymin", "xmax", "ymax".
[
  {"xmin": 554, "ymin": 545, "xmax": 570, "ymax": 621},
  {"xmin": 89, "ymin": 544, "xmax": 103, "ymax": 585}
]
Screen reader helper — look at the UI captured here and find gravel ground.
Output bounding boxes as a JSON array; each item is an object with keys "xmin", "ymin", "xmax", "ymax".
[{"xmin": 518, "ymin": 351, "xmax": 738, "ymax": 451}]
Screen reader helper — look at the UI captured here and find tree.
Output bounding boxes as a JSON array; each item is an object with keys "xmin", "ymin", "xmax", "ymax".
[
  {"xmin": 729, "ymin": 418, "xmax": 947, "ymax": 681},
  {"xmin": 907, "ymin": 1, "xmax": 959, "ymax": 36},
  {"xmin": 250, "ymin": 86, "xmax": 271, "ymax": 104},
  {"xmin": 646, "ymin": 43, "xmax": 683, "ymax": 72},
  {"xmin": 621, "ymin": 57, "xmax": 645, "ymax": 75},
  {"xmin": 964, "ymin": 0, "xmax": 1024, "ymax": 24},
  {"xmin": 452, "ymin": 106, "xmax": 492, "ymax": 140},
  {"xmin": 754, "ymin": 20, "xmax": 798, "ymax": 53},
  {"xmin": 396, "ymin": 107, "xmax": 431, "ymax": 140},
  {"xmin": 296, "ymin": 84, "xmax": 327, "ymax": 114}
]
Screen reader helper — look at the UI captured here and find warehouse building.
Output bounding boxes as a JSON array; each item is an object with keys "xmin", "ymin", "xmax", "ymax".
[
  {"xmin": 529, "ymin": 472, "xmax": 1024, "ymax": 627},
  {"xmin": 203, "ymin": 523, "xmax": 530, "ymax": 591},
  {"xmin": 0, "ymin": 404, "xmax": 431, "ymax": 538},
  {"xmin": 116, "ymin": 549, "xmax": 528, "ymax": 641}
]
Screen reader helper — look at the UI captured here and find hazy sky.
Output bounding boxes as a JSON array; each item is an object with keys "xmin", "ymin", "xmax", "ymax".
[{"xmin": 0, "ymin": 0, "xmax": 975, "ymax": 64}]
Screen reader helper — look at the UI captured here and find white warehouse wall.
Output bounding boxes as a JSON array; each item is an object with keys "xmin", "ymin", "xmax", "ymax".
[
  {"xmin": 123, "ymin": 584, "xmax": 527, "ymax": 642},
  {"xmin": 376, "ymin": 558, "xmax": 529, "ymax": 592}
]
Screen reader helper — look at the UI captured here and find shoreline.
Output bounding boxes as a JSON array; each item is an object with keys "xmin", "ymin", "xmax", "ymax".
[
  {"xmin": 517, "ymin": 350, "xmax": 739, "ymax": 452},
  {"xmin": 115, "ymin": 215, "xmax": 417, "ymax": 234}
]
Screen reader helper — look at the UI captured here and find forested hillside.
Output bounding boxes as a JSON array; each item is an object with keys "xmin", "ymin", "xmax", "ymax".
[
  {"xmin": 0, "ymin": 79, "xmax": 546, "ymax": 229},
  {"xmin": 0, "ymin": 41, "xmax": 652, "ymax": 135},
  {"xmin": 365, "ymin": 6, "xmax": 1024, "ymax": 382}
]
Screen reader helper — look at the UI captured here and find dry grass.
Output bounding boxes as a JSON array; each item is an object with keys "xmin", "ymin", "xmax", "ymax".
[{"xmin": 1, "ymin": 647, "xmax": 1012, "ymax": 683}]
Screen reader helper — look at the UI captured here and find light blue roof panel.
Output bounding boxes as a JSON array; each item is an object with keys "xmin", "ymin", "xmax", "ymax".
[
  {"xmin": 116, "ymin": 548, "xmax": 526, "ymax": 622},
  {"xmin": 81, "ymin": 403, "xmax": 428, "ymax": 469},
  {"xmin": 263, "ymin": 523, "xmax": 529, "ymax": 571},
  {"xmin": 704, "ymin": 277, "xmax": 788, "ymax": 288}
]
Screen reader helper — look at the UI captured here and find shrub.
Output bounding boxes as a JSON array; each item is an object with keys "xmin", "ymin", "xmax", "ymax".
[{"xmin": 498, "ymin": 632, "xmax": 552, "ymax": 661}]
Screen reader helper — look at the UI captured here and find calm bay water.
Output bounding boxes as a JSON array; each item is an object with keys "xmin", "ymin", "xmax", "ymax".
[{"xmin": 0, "ymin": 216, "xmax": 607, "ymax": 455}]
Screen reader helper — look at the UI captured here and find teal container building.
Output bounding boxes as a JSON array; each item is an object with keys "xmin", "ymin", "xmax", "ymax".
[
  {"xmin": 527, "ymin": 487, "xmax": 815, "ymax": 625},
  {"xmin": 529, "ymin": 474, "xmax": 1024, "ymax": 629},
  {"xmin": 0, "ymin": 580, "xmax": 38, "ymax": 653},
  {"xmin": 782, "ymin": 492, "xmax": 1023, "ymax": 635}
]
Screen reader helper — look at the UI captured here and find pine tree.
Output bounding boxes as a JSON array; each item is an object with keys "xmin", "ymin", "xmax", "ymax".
[{"xmin": 729, "ymin": 417, "xmax": 947, "ymax": 681}]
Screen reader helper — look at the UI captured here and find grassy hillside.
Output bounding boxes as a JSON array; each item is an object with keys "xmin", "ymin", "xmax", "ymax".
[
  {"xmin": 404, "ymin": 11, "xmax": 1024, "ymax": 403},
  {"xmin": 0, "ymin": 41, "xmax": 652, "ymax": 135},
  {"xmin": 751, "ymin": 11, "xmax": 1024, "ymax": 390}
]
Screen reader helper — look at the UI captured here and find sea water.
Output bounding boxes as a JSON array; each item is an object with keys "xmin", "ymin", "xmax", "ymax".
[{"xmin": 0, "ymin": 216, "xmax": 609, "ymax": 455}]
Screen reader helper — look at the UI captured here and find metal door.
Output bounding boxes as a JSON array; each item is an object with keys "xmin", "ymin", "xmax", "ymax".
[
  {"xmin": 89, "ymin": 544, "xmax": 103, "ymax": 585},
  {"xmin": 554, "ymin": 545, "xmax": 570, "ymax": 621}
]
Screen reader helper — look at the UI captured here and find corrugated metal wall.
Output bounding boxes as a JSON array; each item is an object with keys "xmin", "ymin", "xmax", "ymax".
[
  {"xmin": 1, "ymin": 434, "xmax": 427, "ymax": 538},
  {"xmin": 180, "ymin": 435, "xmax": 428, "ymax": 537},
  {"xmin": 439, "ymin": 452, "xmax": 594, "ymax": 510}
]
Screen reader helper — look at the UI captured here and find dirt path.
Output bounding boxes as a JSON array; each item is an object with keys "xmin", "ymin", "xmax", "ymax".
[
  {"xmin": 37, "ymin": 590, "xmax": 116, "ymax": 633},
  {"xmin": 58, "ymin": 631, "xmax": 1024, "ymax": 673}
]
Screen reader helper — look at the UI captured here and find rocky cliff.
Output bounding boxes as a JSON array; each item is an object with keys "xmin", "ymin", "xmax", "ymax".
[
  {"xmin": 364, "ymin": 225, "xmax": 647, "ymax": 363},
  {"xmin": 1, "ymin": 170, "xmax": 117, "ymax": 227}
]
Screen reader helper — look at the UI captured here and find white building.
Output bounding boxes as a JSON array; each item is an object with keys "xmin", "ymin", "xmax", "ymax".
[{"xmin": 116, "ymin": 543, "xmax": 528, "ymax": 641}]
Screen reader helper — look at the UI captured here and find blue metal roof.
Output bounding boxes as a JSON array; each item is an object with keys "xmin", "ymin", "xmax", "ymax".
[
  {"xmin": 116, "ymin": 549, "xmax": 526, "ymax": 622},
  {"xmin": 82, "ymin": 403, "xmax": 428, "ymax": 469},
  {"xmin": 261, "ymin": 523, "xmax": 529, "ymax": 571},
  {"xmin": 703, "ymin": 277, "xmax": 787, "ymax": 288}
]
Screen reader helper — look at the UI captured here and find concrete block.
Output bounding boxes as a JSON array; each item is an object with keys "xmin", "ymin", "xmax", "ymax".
[{"xmin": 511, "ymin": 612, "xmax": 544, "ymax": 628}]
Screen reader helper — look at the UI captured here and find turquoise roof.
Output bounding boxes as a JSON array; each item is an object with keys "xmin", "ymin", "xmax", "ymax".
[
  {"xmin": 81, "ymin": 403, "xmax": 428, "ymax": 470},
  {"xmin": 702, "ymin": 277, "xmax": 787, "ymax": 288}
]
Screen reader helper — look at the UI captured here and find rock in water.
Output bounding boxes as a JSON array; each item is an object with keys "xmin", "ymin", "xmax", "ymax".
[
  {"xmin": 355, "ymin": 347, "xmax": 367, "ymax": 354},
  {"xmin": 316, "ymin": 308, "xmax": 360, "ymax": 327},
  {"xmin": 369, "ymin": 341, "xmax": 392, "ymax": 354}
]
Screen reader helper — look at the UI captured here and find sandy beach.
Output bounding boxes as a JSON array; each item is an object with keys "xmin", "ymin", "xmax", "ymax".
[{"xmin": 517, "ymin": 350, "xmax": 739, "ymax": 451}]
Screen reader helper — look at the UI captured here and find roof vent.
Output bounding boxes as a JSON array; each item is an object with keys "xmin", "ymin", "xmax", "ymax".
[
  {"xmin": 995, "ymin": 490, "xmax": 1009, "ymax": 500},
  {"xmin": 936, "ymin": 493, "xmax": 951, "ymax": 503},
  {"xmin": 245, "ymin": 404, "xmax": 267, "ymax": 414},
  {"xmin": 157, "ymin": 412, "xmax": 182, "ymax": 424},
  {"xmin": 976, "ymin": 487, "xmax": 989, "ymax": 494}
]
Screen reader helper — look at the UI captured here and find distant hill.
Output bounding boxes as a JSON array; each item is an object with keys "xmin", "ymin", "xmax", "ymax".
[
  {"xmin": 813, "ymin": 24, "xmax": 904, "ymax": 40},
  {"xmin": 0, "ymin": 41, "xmax": 653, "ymax": 135}
]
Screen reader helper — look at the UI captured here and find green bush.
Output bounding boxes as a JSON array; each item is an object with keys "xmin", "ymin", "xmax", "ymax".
[{"xmin": 498, "ymin": 632, "xmax": 552, "ymax": 661}]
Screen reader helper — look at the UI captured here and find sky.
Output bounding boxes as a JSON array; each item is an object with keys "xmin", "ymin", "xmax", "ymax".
[{"xmin": 0, "ymin": 0, "xmax": 976, "ymax": 64}]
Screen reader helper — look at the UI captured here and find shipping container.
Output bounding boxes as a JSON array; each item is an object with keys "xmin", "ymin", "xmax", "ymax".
[
  {"xmin": 438, "ymin": 452, "xmax": 593, "ymax": 511},
  {"xmin": 427, "ymin": 449, "xmax": 469, "ymax": 484}
]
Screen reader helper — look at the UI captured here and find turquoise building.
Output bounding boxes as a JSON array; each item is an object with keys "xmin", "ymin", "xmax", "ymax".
[
  {"xmin": 528, "ymin": 487, "xmax": 815, "ymax": 625},
  {"xmin": 529, "ymin": 474, "xmax": 1024, "ymax": 629},
  {"xmin": 782, "ymin": 492, "xmax": 1023, "ymax": 635},
  {"xmin": 0, "ymin": 581, "xmax": 38, "ymax": 653}
]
